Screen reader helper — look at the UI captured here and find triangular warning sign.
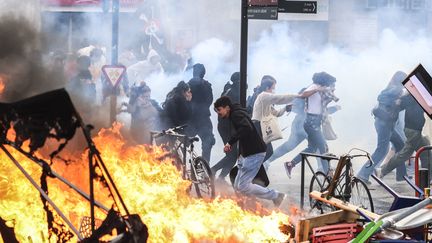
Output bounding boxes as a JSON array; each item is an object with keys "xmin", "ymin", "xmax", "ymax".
[{"xmin": 102, "ymin": 65, "xmax": 126, "ymax": 87}]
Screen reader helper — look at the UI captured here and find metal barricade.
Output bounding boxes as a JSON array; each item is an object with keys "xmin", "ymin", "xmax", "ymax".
[{"xmin": 299, "ymin": 152, "xmax": 339, "ymax": 209}]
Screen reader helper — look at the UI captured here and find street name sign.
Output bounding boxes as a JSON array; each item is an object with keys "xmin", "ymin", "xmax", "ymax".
[{"xmin": 248, "ymin": 6, "xmax": 278, "ymax": 20}]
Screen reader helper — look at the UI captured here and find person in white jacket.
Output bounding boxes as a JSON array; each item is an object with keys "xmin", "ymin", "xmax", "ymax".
[
  {"xmin": 251, "ymin": 75, "xmax": 319, "ymax": 165},
  {"xmin": 127, "ymin": 49, "xmax": 164, "ymax": 88}
]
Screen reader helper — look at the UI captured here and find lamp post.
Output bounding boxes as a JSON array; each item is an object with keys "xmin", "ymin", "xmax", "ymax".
[
  {"xmin": 240, "ymin": 0, "xmax": 249, "ymax": 107},
  {"xmin": 110, "ymin": 0, "xmax": 120, "ymax": 124}
]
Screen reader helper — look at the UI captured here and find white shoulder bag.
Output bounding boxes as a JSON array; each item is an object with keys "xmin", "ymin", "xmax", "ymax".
[{"xmin": 259, "ymin": 98, "xmax": 283, "ymax": 144}]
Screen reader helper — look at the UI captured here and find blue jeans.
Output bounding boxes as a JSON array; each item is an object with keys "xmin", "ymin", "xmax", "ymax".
[
  {"xmin": 292, "ymin": 114, "xmax": 329, "ymax": 173},
  {"xmin": 234, "ymin": 152, "xmax": 278, "ymax": 200},
  {"xmin": 211, "ymin": 143, "xmax": 238, "ymax": 179},
  {"xmin": 267, "ymin": 114, "xmax": 307, "ymax": 164},
  {"xmin": 357, "ymin": 118, "xmax": 405, "ymax": 182}
]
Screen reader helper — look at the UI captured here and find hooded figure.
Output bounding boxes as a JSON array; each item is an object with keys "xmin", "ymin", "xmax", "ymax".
[
  {"xmin": 212, "ymin": 71, "xmax": 241, "ymax": 181},
  {"xmin": 221, "ymin": 71, "xmax": 240, "ymax": 103},
  {"xmin": 187, "ymin": 63, "xmax": 215, "ymax": 162},
  {"xmin": 127, "ymin": 49, "xmax": 164, "ymax": 88},
  {"xmin": 357, "ymin": 71, "xmax": 407, "ymax": 184}
]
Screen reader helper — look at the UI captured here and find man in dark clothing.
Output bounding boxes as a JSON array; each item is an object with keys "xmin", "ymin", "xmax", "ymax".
[
  {"xmin": 214, "ymin": 96, "xmax": 285, "ymax": 206},
  {"xmin": 67, "ymin": 55, "xmax": 96, "ymax": 112},
  {"xmin": 187, "ymin": 63, "xmax": 215, "ymax": 162},
  {"xmin": 211, "ymin": 72, "xmax": 240, "ymax": 181},
  {"xmin": 378, "ymin": 93, "xmax": 431, "ymax": 178}
]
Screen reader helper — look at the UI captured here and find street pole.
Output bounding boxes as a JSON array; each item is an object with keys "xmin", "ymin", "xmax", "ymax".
[
  {"xmin": 110, "ymin": 0, "xmax": 120, "ymax": 124},
  {"xmin": 240, "ymin": 0, "xmax": 248, "ymax": 108}
]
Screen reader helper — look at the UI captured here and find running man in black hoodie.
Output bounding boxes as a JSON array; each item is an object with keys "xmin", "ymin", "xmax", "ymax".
[{"xmin": 214, "ymin": 96, "xmax": 285, "ymax": 206}]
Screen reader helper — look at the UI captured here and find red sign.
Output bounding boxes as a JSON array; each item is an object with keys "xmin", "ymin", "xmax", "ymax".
[
  {"xmin": 42, "ymin": 0, "xmax": 99, "ymax": 6},
  {"xmin": 248, "ymin": 0, "xmax": 278, "ymax": 6},
  {"xmin": 42, "ymin": 0, "xmax": 144, "ymax": 6}
]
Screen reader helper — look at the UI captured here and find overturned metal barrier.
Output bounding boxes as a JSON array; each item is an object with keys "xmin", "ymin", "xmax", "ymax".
[{"xmin": 0, "ymin": 89, "xmax": 148, "ymax": 242}]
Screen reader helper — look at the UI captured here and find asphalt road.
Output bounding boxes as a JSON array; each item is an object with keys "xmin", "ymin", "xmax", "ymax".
[{"xmin": 214, "ymin": 158, "xmax": 419, "ymax": 217}]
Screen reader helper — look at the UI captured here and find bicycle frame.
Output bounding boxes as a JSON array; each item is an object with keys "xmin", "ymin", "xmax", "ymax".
[
  {"xmin": 309, "ymin": 151, "xmax": 374, "ymax": 214},
  {"xmin": 326, "ymin": 155, "xmax": 353, "ymax": 201},
  {"xmin": 150, "ymin": 127, "xmax": 215, "ymax": 199},
  {"xmin": 299, "ymin": 152, "xmax": 339, "ymax": 209},
  {"xmin": 172, "ymin": 136, "xmax": 201, "ymax": 182},
  {"xmin": 150, "ymin": 131, "xmax": 200, "ymax": 183}
]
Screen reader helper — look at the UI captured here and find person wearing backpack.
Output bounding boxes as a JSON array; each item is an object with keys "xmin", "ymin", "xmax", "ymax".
[{"xmin": 356, "ymin": 71, "xmax": 407, "ymax": 184}]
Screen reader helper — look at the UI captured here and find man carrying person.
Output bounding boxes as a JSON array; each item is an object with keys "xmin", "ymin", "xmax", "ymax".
[{"xmin": 213, "ymin": 96, "xmax": 285, "ymax": 206}]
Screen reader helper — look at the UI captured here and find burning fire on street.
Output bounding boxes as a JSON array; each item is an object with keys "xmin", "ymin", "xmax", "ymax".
[
  {"xmin": 0, "ymin": 74, "xmax": 7, "ymax": 96},
  {"xmin": 0, "ymin": 123, "xmax": 291, "ymax": 242}
]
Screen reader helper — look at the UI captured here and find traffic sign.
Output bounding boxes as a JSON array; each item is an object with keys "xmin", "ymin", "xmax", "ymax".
[
  {"xmin": 248, "ymin": 6, "xmax": 278, "ymax": 20},
  {"xmin": 102, "ymin": 65, "xmax": 126, "ymax": 87},
  {"xmin": 278, "ymin": 0, "xmax": 317, "ymax": 13}
]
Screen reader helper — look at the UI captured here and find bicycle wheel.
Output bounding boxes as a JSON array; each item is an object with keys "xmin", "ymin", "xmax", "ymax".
[
  {"xmin": 350, "ymin": 177, "xmax": 374, "ymax": 212},
  {"xmin": 309, "ymin": 171, "xmax": 334, "ymax": 213},
  {"xmin": 190, "ymin": 156, "xmax": 215, "ymax": 199}
]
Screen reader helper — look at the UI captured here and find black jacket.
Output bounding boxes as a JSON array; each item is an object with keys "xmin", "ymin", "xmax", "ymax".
[
  {"xmin": 227, "ymin": 104, "xmax": 266, "ymax": 157},
  {"xmin": 217, "ymin": 81, "xmax": 240, "ymax": 139},
  {"xmin": 188, "ymin": 65, "xmax": 213, "ymax": 117},
  {"xmin": 401, "ymin": 94, "xmax": 425, "ymax": 131},
  {"xmin": 163, "ymin": 95, "xmax": 192, "ymax": 128},
  {"xmin": 221, "ymin": 81, "xmax": 240, "ymax": 103}
]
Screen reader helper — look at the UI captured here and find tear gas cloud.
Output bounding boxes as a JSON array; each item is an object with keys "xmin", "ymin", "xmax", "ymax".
[
  {"xmin": 0, "ymin": 0, "xmax": 67, "ymax": 101},
  {"xmin": 1, "ymin": 1, "xmax": 432, "ymax": 167}
]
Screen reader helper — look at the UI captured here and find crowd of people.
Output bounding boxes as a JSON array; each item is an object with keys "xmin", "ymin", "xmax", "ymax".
[{"xmin": 51, "ymin": 43, "xmax": 431, "ymax": 207}]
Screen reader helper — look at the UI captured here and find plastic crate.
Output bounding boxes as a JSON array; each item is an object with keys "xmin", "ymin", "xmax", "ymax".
[{"xmin": 312, "ymin": 223, "xmax": 362, "ymax": 243}]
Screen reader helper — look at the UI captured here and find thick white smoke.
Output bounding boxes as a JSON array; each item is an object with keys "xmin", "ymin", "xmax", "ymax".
[{"xmin": 2, "ymin": 1, "xmax": 432, "ymax": 169}]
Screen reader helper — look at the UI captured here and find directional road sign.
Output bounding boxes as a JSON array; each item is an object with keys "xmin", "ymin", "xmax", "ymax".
[{"xmin": 278, "ymin": 0, "xmax": 317, "ymax": 13}]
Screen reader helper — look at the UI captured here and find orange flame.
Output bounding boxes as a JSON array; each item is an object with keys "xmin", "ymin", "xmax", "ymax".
[
  {"xmin": 0, "ymin": 123, "xmax": 291, "ymax": 242},
  {"xmin": 0, "ymin": 74, "xmax": 7, "ymax": 95}
]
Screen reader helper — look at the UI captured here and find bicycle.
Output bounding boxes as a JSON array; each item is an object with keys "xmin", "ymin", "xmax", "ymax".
[
  {"xmin": 150, "ymin": 125, "xmax": 215, "ymax": 199},
  {"xmin": 309, "ymin": 149, "xmax": 374, "ymax": 214}
]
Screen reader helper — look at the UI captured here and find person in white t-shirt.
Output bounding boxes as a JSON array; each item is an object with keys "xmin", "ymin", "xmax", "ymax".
[{"xmin": 284, "ymin": 72, "xmax": 337, "ymax": 177}]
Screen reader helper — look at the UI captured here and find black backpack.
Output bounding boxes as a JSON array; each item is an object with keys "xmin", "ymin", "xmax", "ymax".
[
  {"xmin": 221, "ymin": 82, "xmax": 232, "ymax": 97},
  {"xmin": 246, "ymin": 91, "xmax": 259, "ymax": 115}
]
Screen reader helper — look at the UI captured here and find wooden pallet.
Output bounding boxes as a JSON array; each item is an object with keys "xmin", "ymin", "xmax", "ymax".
[{"xmin": 295, "ymin": 210, "xmax": 359, "ymax": 242}]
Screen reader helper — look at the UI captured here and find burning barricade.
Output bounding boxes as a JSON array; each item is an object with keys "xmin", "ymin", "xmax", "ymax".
[{"xmin": 0, "ymin": 89, "xmax": 291, "ymax": 242}]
